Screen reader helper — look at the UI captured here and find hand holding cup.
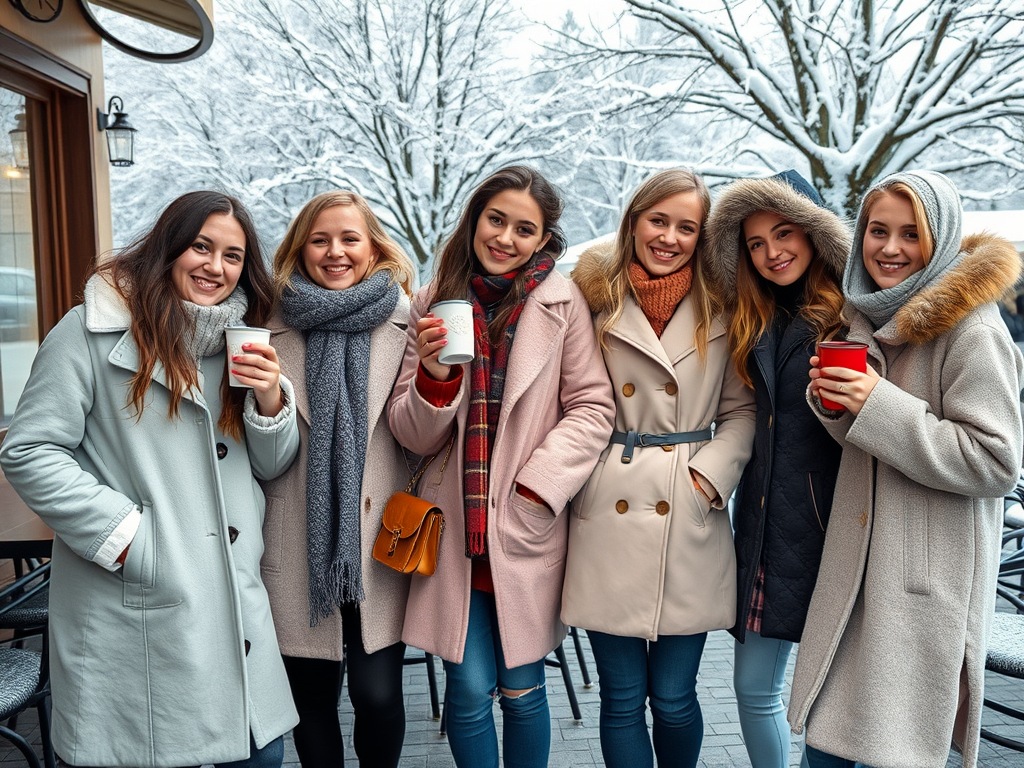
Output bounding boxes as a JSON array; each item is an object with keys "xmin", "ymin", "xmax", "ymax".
[
  {"xmin": 809, "ymin": 342, "xmax": 880, "ymax": 416},
  {"xmin": 416, "ymin": 314, "xmax": 452, "ymax": 382},
  {"xmin": 225, "ymin": 326, "xmax": 284, "ymax": 417}
]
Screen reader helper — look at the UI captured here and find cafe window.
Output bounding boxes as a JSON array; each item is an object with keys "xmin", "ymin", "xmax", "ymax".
[
  {"xmin": 0, "ymin": 87, "xmax": 40, "ymax": 426},
  {"xmin": 0, "ymin": 35, "xmax": 100, "ymax": 432}
]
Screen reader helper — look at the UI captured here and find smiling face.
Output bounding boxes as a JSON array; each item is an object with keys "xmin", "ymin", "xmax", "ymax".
[
  {"xmin": 301, "ymin": 205, "xmax": 375, "ymax": 290},
  {"xmin": 743, "ymin": 210, "xmax": 814, "ymax": 286},
  {"xmin": 862, "ymin": 191, "xmax": 926, "ymax": 290},
  {"xmin": 170, "ymin": 213, "xmax": 246, "ymax": 306},
  {"xmin": 472, "ymin": 189, "xmax": 551, "ymax": 275},
  {"xmin": 632, "ymin": 191, "xmax": 703, "ymax": 277}
]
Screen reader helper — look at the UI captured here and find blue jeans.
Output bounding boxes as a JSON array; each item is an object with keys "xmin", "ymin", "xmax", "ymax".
[
  {"xmin": 215, "ymin": 735, "xmax": 284, "ymax": 768},
  {"xmin": 588, "ymin": 629, "xmax": 707, "ymax": 768},
  {"xmin": 804, "ymin": 744, "xmax": 873, "ymax": 768},
  {"xmin": 442, "ymin": 589, "xmax": 550, "ymax": 768},
  {"xmin": 734, "ymin": 630, "xmax": 809, "ymax": 768}
]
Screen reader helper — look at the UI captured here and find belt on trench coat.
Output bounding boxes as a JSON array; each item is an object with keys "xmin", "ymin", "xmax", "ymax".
[{"xmin": 610, "ymin": 427, "xmax": 714, "ymax": 464}]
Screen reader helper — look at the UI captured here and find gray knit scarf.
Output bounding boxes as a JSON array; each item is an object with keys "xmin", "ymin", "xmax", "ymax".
[
  {"xmin": 281, "ymin": 270, "xmax": 401, "ymax": 624},
  {"xmin": 182, "ymin": 287, "xmax": 249, "ymax": 361},
  {"xmin": 844, "ymin": 170, "xmax": 964, "ymax": 330}
]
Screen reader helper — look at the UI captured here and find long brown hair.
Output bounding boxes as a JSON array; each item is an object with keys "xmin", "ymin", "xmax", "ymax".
[
  {"xmin": 430, "ymin": 166, "xmax": 566, "ymax": 346},
  {"xmin": 596, "ymin": 169, "xmax": 715, "ymax": 357},
  {"xmin": 92, "ymin": 191, "xmax": 275, "ymax": 440},
  {"xmin": 728, "ymin": 252, "xmax": 845, "ymax": 387},
  {"xmin": 273, "ymin": 190, "xmax": 414, "ymax": 299}
]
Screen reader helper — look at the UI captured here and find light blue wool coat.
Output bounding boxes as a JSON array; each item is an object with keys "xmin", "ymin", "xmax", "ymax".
[{"xmin": 0, "ymin": 277, "xmax": 300, "ymax": 767}]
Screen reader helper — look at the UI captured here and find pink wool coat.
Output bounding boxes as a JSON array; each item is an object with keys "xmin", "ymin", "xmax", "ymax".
[{"xmin": 388, "ymin": 270, "xmax": 615, "ymax": 668}]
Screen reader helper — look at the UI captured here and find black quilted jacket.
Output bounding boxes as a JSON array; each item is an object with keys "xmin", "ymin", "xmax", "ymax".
[{"xmin": 731, "ymin": 314, "xmax": 842, "ymax": 643}]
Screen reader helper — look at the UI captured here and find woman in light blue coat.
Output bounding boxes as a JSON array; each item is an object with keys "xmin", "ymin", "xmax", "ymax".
[{"xmin": 0, "ymin": 191, "xmax": 300, "ymax": 768}]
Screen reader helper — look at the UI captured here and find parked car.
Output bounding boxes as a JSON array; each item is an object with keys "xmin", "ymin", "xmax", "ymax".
[{"xmin": 0, "ymin": 267, "xmax": 38, "ymax": 341}]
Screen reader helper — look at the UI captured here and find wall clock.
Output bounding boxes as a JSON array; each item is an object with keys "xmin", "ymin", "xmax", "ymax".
[{"xmin": 8, "ymin": 0, "xmax": 63, "ymax": 23}]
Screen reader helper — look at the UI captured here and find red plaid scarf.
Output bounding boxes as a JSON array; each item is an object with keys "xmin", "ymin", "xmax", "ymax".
[{"xmin": 464, "ymin": 253, "xmax": 555, "ymax": 557}]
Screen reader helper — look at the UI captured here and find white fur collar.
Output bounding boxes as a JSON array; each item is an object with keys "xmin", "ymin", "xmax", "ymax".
[{"xmin": 83, "ymin": 274, "xmax": 132, "ymax": 332}]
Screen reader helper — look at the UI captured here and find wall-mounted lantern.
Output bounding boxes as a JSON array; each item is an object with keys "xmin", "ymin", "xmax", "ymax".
[
  {"xmin": 8, "ymin": 113, "xmax": 29, "ymax": 170},
  {"xmin": 97, "ymin": 96, "xmax": 137, "ymax": 167}
]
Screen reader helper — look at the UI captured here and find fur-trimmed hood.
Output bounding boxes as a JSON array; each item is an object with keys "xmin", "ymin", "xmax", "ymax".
[
  {"xmin": 571, "ymin": 239, "xmax": 617, "ymax": 315},
  {"xmin": 705, "ymin": 176, "xmax": 852, "ymax": 303},
  {"xmin": 888, "ymin": 232, "xmax": 1022, "ymax": 345}
]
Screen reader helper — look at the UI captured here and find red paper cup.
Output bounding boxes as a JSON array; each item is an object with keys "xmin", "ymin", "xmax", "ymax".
[{"xmin": 817, "ymin": 341, "xmax": 868, "ymax": 411}]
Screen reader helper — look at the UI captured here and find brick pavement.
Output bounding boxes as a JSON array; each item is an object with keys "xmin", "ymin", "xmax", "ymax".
[{"xmin": 4, "ymin": 620, "xmax": 1023, "ymax": 766}]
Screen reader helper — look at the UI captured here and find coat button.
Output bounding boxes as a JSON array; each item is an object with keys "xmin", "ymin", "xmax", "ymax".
[
  {"xmin": 622, "ymin": 383, "xmax": 635, "ymax": 397},
  {"xmin": 662, "ymin": 445, "xmax": 673, "ymax": 452},
  {"xmin": 216, "ymin": 442, "xmax": 228, "ymax": 459},
  {"xmin": 665, "ymin": 382, "xmax": 678, "ymax": 396},
  {"xmin": 767, "ymin": 415, "xmax": 773, "ymax": 428},
  {"xmin": 365, "ymin": 498, "xmax": 371, "ymax": 513},
  {"xmin": 228, "ymin": 526, "xmax": 239, "ymax": 543},
  {"xmin": 761, "ymin": 496, "xmax": 765, "ymax": 508},
  {"xmin": 615, "ymin": 500, "xmax": 628, "ymax": 514},
  {"xmin": 656, "ymin": 500, "xmax": 670, "ymax": 515}
]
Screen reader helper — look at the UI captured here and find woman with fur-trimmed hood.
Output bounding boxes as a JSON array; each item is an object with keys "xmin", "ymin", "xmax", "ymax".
[
  {"xmin": 562, "ymin": 169, "xmax": 755, "ymax": 768},
  {"xmin": 790, "ymin": 171, "xmax": 1023, "ymax": 768},
  {"xmin": 704, "ymin": 170, "xmax": 850, "ymax": 768}
]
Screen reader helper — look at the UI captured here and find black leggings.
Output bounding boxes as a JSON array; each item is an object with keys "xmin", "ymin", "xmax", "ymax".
[{"xmin": 282, "ymin": 604, "xmax": 406, "ymax": 768}]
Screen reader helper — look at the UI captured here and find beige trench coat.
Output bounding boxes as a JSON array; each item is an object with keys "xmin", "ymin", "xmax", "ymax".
[
  {"xmin": 789, "ymin": 234, "xmax": 1024, "ymax": 768},
  {"xmin": 260, "ymin": 297, "xmax": 413, "ymax": 659},
  {"xmin": 388, "ymin": 271, "xmax": 615, "ymax": 668},
  {"xmin": 561, "ymin": 249, "xmax": 756, "ymax": 638}
]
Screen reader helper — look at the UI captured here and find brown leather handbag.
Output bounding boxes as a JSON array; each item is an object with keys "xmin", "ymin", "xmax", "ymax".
[{"xmin": 373, "ymin": 433, "xmax": 455, "ymax": 576}]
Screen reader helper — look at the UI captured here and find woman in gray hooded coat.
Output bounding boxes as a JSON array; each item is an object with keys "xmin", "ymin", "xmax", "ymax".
[{"xmin": 789, "ymin": 171, "xmax": 1023, "ymax": 768}]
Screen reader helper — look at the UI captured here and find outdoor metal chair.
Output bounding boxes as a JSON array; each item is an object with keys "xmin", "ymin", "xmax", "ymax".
[
  {"xmin": 0, "ymin": 562, "xmax": 50, "ymax": 642},
  {"xmin": 979, "ymin": 524, "xmax": 1024, "ymax": 753},
  {"xmin": 0, "ymin": 630, "xmax": 54, "ymax": 768}
]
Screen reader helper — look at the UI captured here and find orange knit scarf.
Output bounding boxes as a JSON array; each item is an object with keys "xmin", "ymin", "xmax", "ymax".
[{"xmin": 628, "ymin": 259, "xmax": 693, "ymax": 337}]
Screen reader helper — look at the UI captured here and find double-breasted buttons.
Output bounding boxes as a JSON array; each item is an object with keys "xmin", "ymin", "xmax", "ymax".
[
  {"xmin": 656, "ymin": 500, "xmax": 670, "ymax": 516},
  {"xmin": 665, "ymin": 382, "xmax": 678, "ymax": 396},
  {"xmin": 622, "ymin": 383, "xmax": 635, "ymax": 397},
  {"xmin": 616, "ymin": 500, "xmax": 628, "ymax": 514},
  {"xmin": 216, "ymin": 442, "xmax": 228, "ymax": 459}
]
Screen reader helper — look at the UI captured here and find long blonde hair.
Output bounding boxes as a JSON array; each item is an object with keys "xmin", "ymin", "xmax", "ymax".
[
  {"xmin": 596, "ymin": 169, "xmax": 715, "ymax": 358},
  {"xmin": 273, "ymin": 191, "xmax": 414, "ymax": 298}
]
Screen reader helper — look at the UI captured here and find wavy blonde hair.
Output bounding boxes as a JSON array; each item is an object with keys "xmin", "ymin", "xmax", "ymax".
[
  {"xmin": 273, "ymin": 191, "xmax": 414, "ymax": 298},
  {"xmin": 596, "ymin": 169, "xmax": 715, "ymax": 358}
]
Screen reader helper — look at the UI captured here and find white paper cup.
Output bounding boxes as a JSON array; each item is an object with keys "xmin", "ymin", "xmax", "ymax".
[
  {"xmin": 429, "ymin": 300, "xmax": 475, "ymax": 366},
  {"xmin": 224, "ymin": 326, "xmax": 271, "ymax": 388}
]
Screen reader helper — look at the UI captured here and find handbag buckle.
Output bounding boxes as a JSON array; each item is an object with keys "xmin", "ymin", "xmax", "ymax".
[{"xmin": 387, "ymin": 526, "xmax": 402, "ymax": 556}]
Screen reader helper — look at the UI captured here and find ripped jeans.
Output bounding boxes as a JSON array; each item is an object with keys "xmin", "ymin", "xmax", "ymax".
[{"xmin": 442, "ymin": 589, "xmax": 550, "ymax": 768}]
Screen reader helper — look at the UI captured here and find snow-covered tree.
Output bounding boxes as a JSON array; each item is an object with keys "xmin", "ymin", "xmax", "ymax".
[
  {"xmin": 235, "ymin": 0, "xmax": 587, "ymax": 276},
  {"xmin": 581, "ymin": 0, "xmax": 1024, "ymax": 214}
]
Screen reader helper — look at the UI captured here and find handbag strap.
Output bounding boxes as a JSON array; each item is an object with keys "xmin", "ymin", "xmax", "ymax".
[{"xmin": 405, "ymin": 429, "xmax": 456, "ymax": 493}]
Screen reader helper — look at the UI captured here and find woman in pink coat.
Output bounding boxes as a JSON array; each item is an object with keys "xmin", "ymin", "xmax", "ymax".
[{"xmin": 388, "ymin": 165, "xmax": 614, "ymax": 768}]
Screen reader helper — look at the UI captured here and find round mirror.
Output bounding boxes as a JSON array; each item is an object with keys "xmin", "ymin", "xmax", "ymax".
[{"xmin": 77, "ymin": 0, "xmax": 213, "ymax": 63}]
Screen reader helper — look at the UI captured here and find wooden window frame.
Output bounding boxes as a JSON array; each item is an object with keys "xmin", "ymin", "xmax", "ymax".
[{"xmin": 1, "ymin": 27, "xmax": 99, "ymax": 337}]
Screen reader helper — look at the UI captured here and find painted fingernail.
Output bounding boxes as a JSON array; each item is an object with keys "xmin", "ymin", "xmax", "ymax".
[{"xmin": 441, "ymin": 340, "xmax": 448, "ymax": 345}]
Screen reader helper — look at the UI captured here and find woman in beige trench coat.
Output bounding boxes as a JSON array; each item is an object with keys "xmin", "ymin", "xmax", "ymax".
[
  {"xmin": 260, "ymin": 191, "xmax": 416, "ymax": 768},
  {"xmin": 562, "ymin": 169, "xmax": 756, "ymax": 768},
  {"xmin": 791, "ymin": 171, "xmax": 1023, "ymax": 768}
]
